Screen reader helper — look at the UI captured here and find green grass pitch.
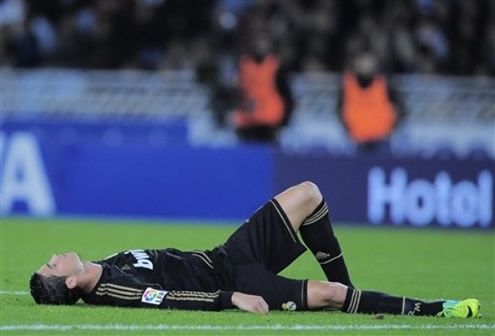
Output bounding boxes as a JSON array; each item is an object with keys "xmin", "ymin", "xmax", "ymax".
[{"xmin": 0, "ymin": 217, "xmax": 494, "ymax": 336}]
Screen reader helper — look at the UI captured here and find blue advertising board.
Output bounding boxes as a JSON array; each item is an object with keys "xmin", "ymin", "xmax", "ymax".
[
  {"xmin": 0, "ymin": 130, "xmax": 273, "ymax": 220},
  {"xmin": 0, "ymin": 128, "xmax": 493, "ymax": 229},
  {"xmin": 274, "ymin": 153, "xmax": 493, "ymax": 229}
]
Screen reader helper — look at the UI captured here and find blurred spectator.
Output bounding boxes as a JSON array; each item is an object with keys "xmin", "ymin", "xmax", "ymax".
[
  {"xmin": 232, "ymin": 34, "xmax": 294, "ymax": 142},
  {"xmin": 0, "ymin": 0, "xmax": 493, "ymax": 76},
  {"xmin": 337, "ymin": 51, "xmax": 405, "ymax": 151}
]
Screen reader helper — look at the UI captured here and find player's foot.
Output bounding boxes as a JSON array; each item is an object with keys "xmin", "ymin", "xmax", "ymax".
[{"xmin": 437, "ymin": 299, "xmax": 480, "ymax": 318}]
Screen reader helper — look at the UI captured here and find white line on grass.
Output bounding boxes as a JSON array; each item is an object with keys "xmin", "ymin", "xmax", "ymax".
[
  {"xmin": 0, "ymin": 324, "xmax": 494, "ymax": 332},
  {"xmin": 0, "ymin": 290, "xmax": 29, "ymax": 295}
]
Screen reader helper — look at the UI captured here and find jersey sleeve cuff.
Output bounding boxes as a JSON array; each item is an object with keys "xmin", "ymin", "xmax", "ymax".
[{"xmin": 219, "ymin": 291, "xmax": 235, "ymax": 309}]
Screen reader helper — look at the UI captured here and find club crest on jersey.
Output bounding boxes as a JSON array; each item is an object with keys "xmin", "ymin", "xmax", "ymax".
[
  {"xmin": 282, "ymin": 301, "xmax": 297, "ymax": 311},
  {"xmin": 141, "ymin": 288, "xmax": 167, "ymax": 305}
]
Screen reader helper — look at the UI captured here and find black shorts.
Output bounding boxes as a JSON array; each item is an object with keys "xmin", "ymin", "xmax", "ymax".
[{"xmin": 221, "ymin": 199, "xmax": 309, "ymax": 311}]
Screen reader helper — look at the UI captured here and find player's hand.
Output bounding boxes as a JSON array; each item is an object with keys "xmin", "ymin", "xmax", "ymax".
[{"xmin": 231, "ymin": 292, "xmax": 269, "ymax": 314}]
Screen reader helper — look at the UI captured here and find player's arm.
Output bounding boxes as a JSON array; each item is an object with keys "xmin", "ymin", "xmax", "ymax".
[
  {"xmin": 159, "ymin": 289, "xmax": 234, "ymax": 311},
  {"xmin": 158, "ymin": 290, "xmax": 267, "ymax": 313},
  {"xmin": 92, "ymin": 268, "xmax": 267, "ymax": 312},
  {"xmin": 231, "ymin": 292, "xmax": 269, "ymax": 313}
]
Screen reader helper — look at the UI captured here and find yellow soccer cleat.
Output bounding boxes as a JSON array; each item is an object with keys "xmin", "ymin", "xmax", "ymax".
[{"xmin": 437, "ymin": 299, "xmax": 481, "ymax": 318}]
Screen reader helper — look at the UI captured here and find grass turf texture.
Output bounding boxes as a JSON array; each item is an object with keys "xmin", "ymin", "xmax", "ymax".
[{"xmin": 0, "ymin": 217, "xmax": 493, "ymax": 336}]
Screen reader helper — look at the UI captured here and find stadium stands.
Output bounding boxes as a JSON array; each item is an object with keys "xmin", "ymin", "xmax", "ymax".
[{"xmin": 2, "ymin": 68, "xmax": 494, "ymax": 159}]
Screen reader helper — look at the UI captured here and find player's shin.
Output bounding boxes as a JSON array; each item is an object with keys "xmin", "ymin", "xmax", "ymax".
[
  {"xmin": 299, "ymin": 200, "xmax": 354, "ymax": 288},
  {"xmin": 342, "ymin": 287, "xmax": 445, "ymax": 316}
]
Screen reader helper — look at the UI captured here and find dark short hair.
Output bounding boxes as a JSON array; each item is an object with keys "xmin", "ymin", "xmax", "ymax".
[{"xmin": 29, "ymin": 273, "xmax": 82, "ymax": 305}]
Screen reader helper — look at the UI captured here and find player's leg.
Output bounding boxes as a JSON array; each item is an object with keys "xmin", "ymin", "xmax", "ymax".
[
  {"xmin": 273, "ymin": 181, "xmax": 322, "ymax": 233},
  {"xmin": 232, "ymin": 264, "xmax": 310, "ymax": 311},
  {"xmin": 306, "ymin": 281, "xmax": 480, "ymax": 318},
  {"xmin": 219, "ymin": 193, "xmax": 307, "ymax": 274},
  {"xmin": 275, "ymin": 181, "xmax": 354, "ymax": 287}
]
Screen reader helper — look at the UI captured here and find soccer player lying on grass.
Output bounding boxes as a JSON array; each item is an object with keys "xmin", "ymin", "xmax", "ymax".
[{"xmin": 30, "ymin": 182, "xmax": 480, "ymax": 318}]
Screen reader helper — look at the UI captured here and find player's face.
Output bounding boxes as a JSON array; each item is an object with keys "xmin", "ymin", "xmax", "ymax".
[{"xmin": 36, "ymin": 252, "xmax": 83, "ymax": 277}]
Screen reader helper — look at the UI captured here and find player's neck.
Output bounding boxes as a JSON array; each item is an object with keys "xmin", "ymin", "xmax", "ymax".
[{"xmin": 78, "ymin": 262, "xmax": 103, "ymax": 293}]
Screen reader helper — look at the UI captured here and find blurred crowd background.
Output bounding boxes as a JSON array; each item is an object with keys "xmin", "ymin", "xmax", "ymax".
[
  {"xmin": 1, "ymin": 0, "xmax": 494, "ymax": 156},
  {"xmin": 0, "ymin": 0, "xmax": 493, "ymax": 226},
  {"xmin": 1, "ymin": 0, "xmax": 494, "ymax": 77}
]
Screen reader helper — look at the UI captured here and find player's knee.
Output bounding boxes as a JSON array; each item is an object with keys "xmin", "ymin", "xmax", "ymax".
[{"xmin": 298, "ymin": 181, "xmax": 322, "ymax": 208}]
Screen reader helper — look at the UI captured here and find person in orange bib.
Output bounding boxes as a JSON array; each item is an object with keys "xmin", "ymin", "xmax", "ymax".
[
  {"xmin": 234, "ymin": 36, "xmax": 293, "ymax": 142},
  {"xmin": 338, "ymin": 51, "xmax": 405, "ymax": 151}
]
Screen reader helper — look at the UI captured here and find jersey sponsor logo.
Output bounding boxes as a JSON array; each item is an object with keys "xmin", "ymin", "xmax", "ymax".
[
  {"xmin": 141, "ymin": 288, "xmax": 167, "ymax": 305},
  {"xmin": 126, "ymin": 249, "xmax": 154, "ymax": 270}
]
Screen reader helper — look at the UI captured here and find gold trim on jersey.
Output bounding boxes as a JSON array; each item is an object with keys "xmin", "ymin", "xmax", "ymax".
[
  {"xmin": 302, "ymin": 203, "xmax": 328, "ymax": 226},
  {"xmin": 270, "ymin": 200, "xmax": 297, "ymax": 243},
  {"xmin": 191, "ymin": 251, "xmax": 214, "ymax": 269},
  {"xmin": 97, "ymin": 283, "xmax": 143, "ymax": 293},
  {"xmin": 168, "ymin": 290, "xmax": 219, "ymax": 297},
  {"xmin": 166, "ymin": 290, "xmax": 220, "ymax": 302},
  {"xmin": 191, "ymin": 251, "xmax": 213, "ymax": 264},
  {"xmin": 318, "ymin": 252, "xmax": 343, "ymax": 265},
  {"xmin": 300, "ymin": 280, "xmax": 305, "ymax": 310},
  {"xmin": 95, "ymin": 283, "xmax": 143, "ymax": 300},
  {"xmin": 347, "ymin": 289, "xmax": 362, "ymax": 313},
  {"xmin": 166, "ymin": 296, "xmax": 215, "ymax": 302},
  {"xmin": 95, "ymin": 291, "xmax": 142, "ymax": 300},
  {"xmin": 347, "ymin": 289, "xmax": 356, "ymax": 313}
]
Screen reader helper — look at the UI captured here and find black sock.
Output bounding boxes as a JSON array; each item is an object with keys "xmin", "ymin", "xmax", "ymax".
[
  {"xmin": 342, "ymin": 287, "xmax": 445, "ymax": 316},
  {"xmin": 299, "ymin": 200, "xmax": 354, "ymax": 287}
]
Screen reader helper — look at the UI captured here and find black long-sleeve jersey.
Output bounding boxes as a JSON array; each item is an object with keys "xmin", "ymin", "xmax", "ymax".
[{"xmin": 80, "ymin": 248, "xmax": 235, "ymax": 311}]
